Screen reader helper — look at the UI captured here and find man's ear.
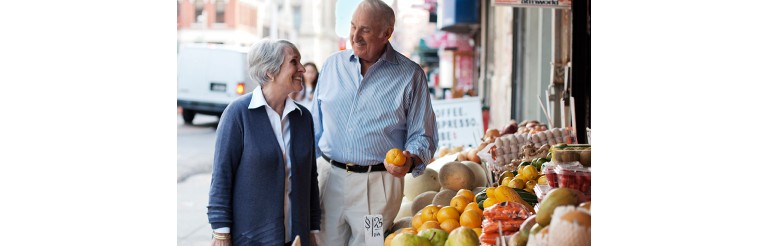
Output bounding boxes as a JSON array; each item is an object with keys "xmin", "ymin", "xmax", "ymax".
[{"xmin": 383, "ymin": 26, "xmax": 394, "ymax": 39}]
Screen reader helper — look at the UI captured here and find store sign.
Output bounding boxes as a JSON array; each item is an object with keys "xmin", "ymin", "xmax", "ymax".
[
  {"xmin": 457, "ymin": 55, "xmax": 474, "ymax": 91},
  {"xmin": 494, "ymin": 0, "xmax": 571, "ymax": 8},
  {"xmin": 432, "ymin": 97, "xmax": 484, "ymax": 149}
]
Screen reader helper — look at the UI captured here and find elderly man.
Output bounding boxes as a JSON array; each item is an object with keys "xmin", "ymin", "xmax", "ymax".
[{"xmin": 310, "ymin": 0, "xmax": 438, "ymax": 245}]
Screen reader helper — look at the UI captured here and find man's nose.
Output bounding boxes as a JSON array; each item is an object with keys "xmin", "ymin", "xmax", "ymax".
[{"xmin": 352, "ymin": 29, "xmax": 362, "ymax": 40}]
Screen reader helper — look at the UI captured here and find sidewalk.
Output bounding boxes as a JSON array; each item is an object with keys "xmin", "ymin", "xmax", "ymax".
[{"xmin": 177, "ymin": 173, "xmax": 213, "ymax": 246}]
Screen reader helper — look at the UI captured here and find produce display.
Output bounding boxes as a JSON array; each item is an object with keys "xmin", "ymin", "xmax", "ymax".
[{"xmin": 388, "ymin": 120, "xmax": 591, "ymax": 246}]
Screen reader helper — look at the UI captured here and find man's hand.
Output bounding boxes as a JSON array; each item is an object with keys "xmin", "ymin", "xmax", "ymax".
[{"xmin": 384, "ymin": 150, "xmax": 413, "ymax": 177}]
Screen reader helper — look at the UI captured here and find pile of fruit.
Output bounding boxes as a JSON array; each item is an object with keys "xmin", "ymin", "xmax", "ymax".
[
  {"xmin": 388, "ymin": 133, "xmax": 592, "ymax": 245},
  {"xmin": 511, "ymin": 188, "xmax": 591, "ymax": 246},
  {"xmin": 385, "ymin": 188, "xmax": 484, "ymax": 246},
  {"xmin": 386, "ymin": 226, "xmax": 480, "ymax": 246}
]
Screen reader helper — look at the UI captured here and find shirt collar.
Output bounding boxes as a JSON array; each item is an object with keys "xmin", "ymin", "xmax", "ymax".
[
  {"xmin": 348, "ymin": 42, "xmax": 398, "ymax": 65},
  {"xmin": 248, "ymin": 85, "xmax": 303, "ymax": 116}
]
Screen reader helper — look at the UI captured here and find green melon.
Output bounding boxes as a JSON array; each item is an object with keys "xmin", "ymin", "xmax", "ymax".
[
  {"xmin": 395, "ymin": 200, "xmax": 413, "ymax": 221},
  {"xmin": 404, "ymin": 168, "xmax": 441, "ymax": 201}
]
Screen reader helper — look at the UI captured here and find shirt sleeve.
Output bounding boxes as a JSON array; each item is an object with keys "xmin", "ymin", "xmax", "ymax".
[
  {"xmin": 311, "ymin": 68, "xmax": 325, "ymax": 159},
  {"xmin": 404, "ymin": 68, "xmax": 438, "ymax": 177},
  {"xmin": 213, "ymin": 227, "xmax": 230, "ymax": 233}
]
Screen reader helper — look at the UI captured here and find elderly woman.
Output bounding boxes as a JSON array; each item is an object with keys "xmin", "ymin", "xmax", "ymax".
[{"xmin": 207, "ymin": 39, "xmax": 320, "ymax": 246}]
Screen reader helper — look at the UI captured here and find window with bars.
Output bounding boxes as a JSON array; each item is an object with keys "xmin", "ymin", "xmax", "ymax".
[
  {"xmin": 215, "ymin": 0, "xmax": 225, "ymax": 23},
  {"xmin": 195, "ymin": 0, "xmax": 205, "ymax": 22}
]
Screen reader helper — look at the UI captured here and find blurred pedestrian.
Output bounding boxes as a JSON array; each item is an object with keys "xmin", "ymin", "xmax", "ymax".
[
  {"xmin": 207, "ymin": 38, "xmax": 320, "ymax": 246},
  {"xmin": 310, "ymin": 0, "xmax": 438, "ymax": 245},
  {"xmin": 292, "ymin": 62, "xmax": 319, "ymax": 108}
]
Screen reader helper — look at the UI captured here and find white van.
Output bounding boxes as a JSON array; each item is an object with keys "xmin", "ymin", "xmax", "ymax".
[{"xmin": 177, "ymin": 44, "xmax": 255, "ymax": 124}]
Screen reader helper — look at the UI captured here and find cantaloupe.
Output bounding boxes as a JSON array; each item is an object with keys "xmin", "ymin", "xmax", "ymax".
[
  {"xmin": 395, "ymin": 200, "xmax": 412, "ymax": 221},
  {"xmin": 438, "ymin": 162, "xmax": 475, "ymax": 191},
  {"xmin": 404, "ymin": 168, "xmax": 441, "ymax": 201},
  {"xmin": 432, "ymin": 189, "xmax": 458, "ymax": 207},
  {"xmin": 411, "ymin": 191, "xmax": 438, "ymax": 215},
  {"xmin": 461, "ymin": 161, "xmax": 488, "ymax": 188}
]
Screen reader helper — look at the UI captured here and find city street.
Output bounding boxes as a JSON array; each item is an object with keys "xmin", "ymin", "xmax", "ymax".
[{"xmin": 177, "ymin": 111, "xmax": 218, "ymax": 246}]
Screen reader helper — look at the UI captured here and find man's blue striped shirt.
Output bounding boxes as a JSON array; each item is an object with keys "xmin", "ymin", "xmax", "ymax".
[{"xmin": 310, "ymin": 43, "xmax": 438, "ymax": 176}]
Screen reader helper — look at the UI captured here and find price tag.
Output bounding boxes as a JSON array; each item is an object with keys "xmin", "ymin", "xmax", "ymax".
[{"xmin": 363, "ymin": 214, "xmax": 384, "ymax": 246}]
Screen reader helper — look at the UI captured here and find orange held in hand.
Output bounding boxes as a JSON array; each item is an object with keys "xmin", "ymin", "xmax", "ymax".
[{"xmin": 386, "ymin": 148, "xmax": 407, "ymax": 166}]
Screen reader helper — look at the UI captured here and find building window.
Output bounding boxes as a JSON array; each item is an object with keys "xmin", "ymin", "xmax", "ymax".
[
  {"xmin": 292, "ymin": 6, "xmax": 301, "ymax": 32},
  {"xmin": 215, "ymin": 0, "xmax": 226, "ymax": 23},
  {"xmin": 195, "ymin": 0, "xmax": 205, "ymax": 22}
]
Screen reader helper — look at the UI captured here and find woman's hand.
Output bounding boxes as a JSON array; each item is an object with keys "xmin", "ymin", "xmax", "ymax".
[
  {"xmin": 310, "ymin": 233, "xmax": 319, "ymax": 246},
  {"xmin": 211, "ymin": 232, "xmax": 231, "ymax": 246}
]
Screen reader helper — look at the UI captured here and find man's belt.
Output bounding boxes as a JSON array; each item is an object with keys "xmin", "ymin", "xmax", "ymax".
[{"xmin": 321, "ymin": 153, "xmax": 387, "ymax": 173}]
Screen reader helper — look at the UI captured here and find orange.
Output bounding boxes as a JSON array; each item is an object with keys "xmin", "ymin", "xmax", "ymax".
[
  {"xmin": 386, "ymin": 148, "xmax": 407, "ymax": 166},
  {"xmin": 384, "ymin": 233, "xmax": 396, "ymax": 246},
  {"xmin": 421, "ymin": 205, "xmax": 440, "ymax": 222},
  {"xmin": 456, "ymin": 189, "xmax": 474, "ymax": 202},
  {"xmin": 411, "ymin": 212, "xmax": 424, "ymax": 230},
  {"xmin": 440, "ymin": 219, "xmax": 461, "ymax": 233},
  {"xmin": 400, "ymin": 227, "xmax": 417, "ymax": 235},
  {"xmin": 460, "ymin": 209, "xmax": 482, "ymax": 228},
  {"xmin": 436, "ymin": 206, "xmax": 460, "ymax": 223},
  {"xmin": 450, "ymin": 196, "xmax": 469, "ymax": 213},
  {"xmin": 418, "ymin": 220, "xmax": 441, "ymax": 232},
  {"xmin": 464, "ymin": 202, "xmax": 481, "ymax": 214}
]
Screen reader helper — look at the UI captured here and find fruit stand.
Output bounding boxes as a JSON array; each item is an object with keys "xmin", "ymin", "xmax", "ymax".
[{"xmin": 387, "ymin": 120, "xmax": 591, "ymax": 246}]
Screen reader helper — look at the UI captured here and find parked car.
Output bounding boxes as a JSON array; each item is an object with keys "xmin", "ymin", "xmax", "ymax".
[{"xmin": 177, "ymin": 44, "xmax": 254, "ymax": 124}]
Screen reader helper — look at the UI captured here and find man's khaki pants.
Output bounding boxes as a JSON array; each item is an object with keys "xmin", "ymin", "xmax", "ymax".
[{"xmin": 315, "ymin": 157, "xmax": 404, "ymax": 246}]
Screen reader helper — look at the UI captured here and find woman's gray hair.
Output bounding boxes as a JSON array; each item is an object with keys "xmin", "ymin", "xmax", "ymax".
[
  {"xmin": 358, "ymin": 0, "xmax": 395, "ymax": 29},
  {"xmin": 247, "ymin": 39, "xmax": 298, "ymax": 86}
]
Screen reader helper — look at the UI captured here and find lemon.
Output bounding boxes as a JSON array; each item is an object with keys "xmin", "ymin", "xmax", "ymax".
[
  {"xmin": 509, "ymin": 178, "xmax": 526, "ymax": 189},
  {"xmin": 537, "ymin": 175, "xmax": 548, "ymax": 185}
]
